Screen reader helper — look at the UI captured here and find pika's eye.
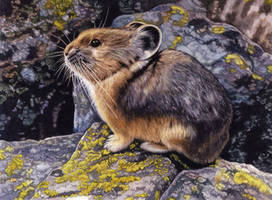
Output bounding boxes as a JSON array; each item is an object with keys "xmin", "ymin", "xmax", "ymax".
[{"xmin": 90, "ymin": 39, "xmax": 101, "ymax": 47}]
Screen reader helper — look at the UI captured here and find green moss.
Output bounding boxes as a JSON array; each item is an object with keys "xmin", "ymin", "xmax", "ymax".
[
  {"xmin": 233, "ymin": 171, "xmax": 272, "ymax": 195},
  {"xmin": 5, "ymin": 154, "xmax": 24, "ymax": 176}
]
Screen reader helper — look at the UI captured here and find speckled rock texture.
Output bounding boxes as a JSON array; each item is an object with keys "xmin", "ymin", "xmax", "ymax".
[
  {"xmin": 0, "ymin": 131, "xmax": 82, "ymax": 200},
  {"xmin": 161, "ymin": 159, "xmax": 272, "ymax": 200},
  {"xmin": 74, "ymin": 2, "xmax": 272, "ymax": 173},
  {"xmin": 0, "ymin": 122, "xmax": 272, "ymax": 200}
]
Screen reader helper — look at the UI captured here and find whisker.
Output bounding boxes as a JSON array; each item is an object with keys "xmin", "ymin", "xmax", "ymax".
[
  {"xmin": 47, "ymin": 54, "xmax": 63, "ymax": 58},
  {"xmin": 49, "ymin": 33, "xmax": 68, "ymax": 46},
  {"xmin": 54, "ymin": 45, "xmax": 65, "ymax": 50},
  {"xmin": 61, "ymin": 30, "xmax": 71, "ymax": 43},
  {"xmin": 81, "ymin": 60, "xmax": 117, "ymax": 106},
  {"xmin": 78, "ymin": 59, "xmax": 118, "ymax": 118},
  {"xmin": 102, "ymin": 7, "xmax": 110, "ymax": 28},
  {"xmin": 47, "ymin": 50, "xmax": 64, "ymax": 55}
]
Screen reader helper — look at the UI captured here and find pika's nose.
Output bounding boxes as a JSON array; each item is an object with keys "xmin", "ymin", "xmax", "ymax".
[{"xmin": 68, "ymin": 48, "xmax": 79, "ymax": 57}]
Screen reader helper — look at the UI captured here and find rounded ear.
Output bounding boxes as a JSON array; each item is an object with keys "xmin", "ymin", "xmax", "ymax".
[
  {"xmin": 133, "ymin": 24, "xmax": 162, "ymax": 60},
  {"xmin": 124, "ymin": 21, "xmax": 145, "ymax": 30}
]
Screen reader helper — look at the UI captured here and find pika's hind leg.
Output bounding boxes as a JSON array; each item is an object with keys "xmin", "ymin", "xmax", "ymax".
[
  {"xmin": 104, "ymin": 134, "xmax": 133, "ymax": 152},
  {"xmin": 140, "ymin": 142, "xmax": 169, "ymax": 153}
]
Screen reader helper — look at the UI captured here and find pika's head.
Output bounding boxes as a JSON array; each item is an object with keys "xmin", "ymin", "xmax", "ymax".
[{"xmin": 64, "ymin": 22, "xmax": 162, "ymax": 84}]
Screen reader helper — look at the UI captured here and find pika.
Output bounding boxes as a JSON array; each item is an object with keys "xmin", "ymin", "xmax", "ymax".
[{"xmin": 64, "ymin": 22, "xmax": 232, "ymax": 164}]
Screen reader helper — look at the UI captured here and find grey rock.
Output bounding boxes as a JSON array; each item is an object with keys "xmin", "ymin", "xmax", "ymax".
[
  {"xmin": 161, "ymin": 159, "xmax": 272, "ymax": 200},
  {"xmin": 35, "ymin": 122, "xmax": 178, "ymax": 200},
  {"xmin": 0, "ymin": 132, "xmax": 82, "ymax": 200},
  {"xmin": 0, "ymin": 122, "xmax": 272, "ymax": 199}
]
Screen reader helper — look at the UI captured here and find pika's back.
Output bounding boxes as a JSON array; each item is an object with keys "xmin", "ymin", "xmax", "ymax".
[{"xmin": 119, "ymin": 49, "xmax": 232, "ymax": 138}]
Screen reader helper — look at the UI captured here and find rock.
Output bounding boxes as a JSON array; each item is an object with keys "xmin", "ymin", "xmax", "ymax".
[
  {"xmin": 0, "ymin": 122, "xmax": 272, "ymax": 199},
  {"xmin": 74, "ymin": 2, "xmax": 272, "ymax": 173},
  {"xmin": 34, "ymin": 122, "xmax": 178, "ymax": 200},
  {"xmin": 199, "ymin": 0, "xmax": 272, "ymax": 55},
  {"xmin": 161, "ymin": 159, "xmax": 272, "ymax": 200},
  {"xmin": 0, "ymin": 132, "xmax": 82, "ymax": 200}
]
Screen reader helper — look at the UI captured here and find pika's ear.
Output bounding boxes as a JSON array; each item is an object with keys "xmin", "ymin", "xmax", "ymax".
[
  {"xmin": 133, "ymin": 24, "xmax": 162, "ymax": 60},
  {"xmin": 125, "ymin": 21, "xmax": 145, "ymax": 29}
]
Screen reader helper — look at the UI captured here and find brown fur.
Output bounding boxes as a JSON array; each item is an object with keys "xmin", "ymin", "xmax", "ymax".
[{"xmin": 63, "ymin": 23, "xmax": 232, "ymax": 164}]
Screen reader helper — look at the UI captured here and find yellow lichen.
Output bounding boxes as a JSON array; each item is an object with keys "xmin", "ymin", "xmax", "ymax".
[
  {"xmin": 53, "ymin": 20, "xmax": 66, "ymax": 30},
  {"xmin": 155, "ymin": 190, "xmax": 160, "ymax": 200},
  {"xmin": 229, "ymin": 68, "xmax": 236, "ymax": 73},
  {"xmin": 242, "ymin": 193, "xmax": 257, "ymax": 200},
  {"xmin": 170, "ymin": 153, "xmax": 189, "ymax": 169},
  {"xmin": 225, "ymin": 54, "xmax": 248, "ymax": 69},
  {"xmin": 168, "ymin": 198, "xmax": 176, "ymax": 200},
  {"xmin": 15, "ymin": 186, "xmax": 35, "ymax": 200},
  {"xmin": 15, "ymin": 180, "xmax": 33, "ymax": 191},
  {"xmin": 5, "ymin": 154, "xmax": 24, "ymax": 176},
  {"xmin": 215, "ymin": 168, "xmax": 231, "ymax": 184},
  {"xmin": 43, "ymin": 0, "xmax": 75, "ymax": 30},
  {"xmin": 163, "ymin": 6, "xmax": 189, "ymax": 27},
  {"xmin": 170, "ymin": 36, "xmax": 183, "ymax": 50},
  {"xmin": 191, "ymin": 185, "xmax": 198, "ymax": 193},
  {"xmin": 215, "ymin": 183, "xmax": 225, "ymax": 190},
  {"xmin": 0, "ymin": 150, "xmax": 6, "ymax": 160},
  {"xmin": 248, "ymin": 45, "xmax": 255, "ymax": 55},
  {"xmin": 43, "ymin": 189, "xmax": 59, "ymax": 197},
  {"xmin": 233, "ymin": 171, "xmax": 272, "ymax": 195},
  {"xmin": 136, "ymin": 193, "xmax": 148, "ymax": 197},
  {"xmin": 251, "ymin": 73, "xmax": 263, "ymax": 81},
  {"xmin": 43, "ymin": 0, "xmax": 73, "ymax": 16},
  {"xmin": 184, "ymin": 194, "xmax": 191, "ymax": 200},
  {"xmin": 14, "ymin": 180, "xmax": 34, "ymax": 200},
  {"xmin": 32, "ymin": 192, "xmax": 41, "ymax": 199},
  {"xmin": 37, "ymin": 181, "xmax": 49, "ymax": 189},
  {"xmin": 264, "ymin": 0, "xmax": 272, "ymax": 5},
  {"xmin": 5, "ymin": 145, "xmax": 14, "ymax": 152},
  {"xmin": 244, "ymin": 0, "xmax": 254, "ymax": 3},
  {"xmin": 49, "ymin": 125, "xmax": 172, "ymax": 198},
  {"xmin": 126, "ymin": 197, "xmax": 134, "ymax": 200},
  {"xmin": 267, "ymin": 65, "xmax": 272, "ymax": 73},
  {"xmin": 26, "ymin": 168, "xmax": 34, "ymax": 176},
  {"xmin": 211, "ymin": 26, "xmax": 225, "ymax": 34}
]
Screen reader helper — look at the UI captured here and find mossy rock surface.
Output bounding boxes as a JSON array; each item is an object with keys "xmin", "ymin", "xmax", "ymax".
[{"xmin": 0, "ymin": 122, "xmax": 272, "ymax": 199}]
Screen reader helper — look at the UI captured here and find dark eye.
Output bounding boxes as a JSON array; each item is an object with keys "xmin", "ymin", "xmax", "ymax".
[{"xmin": 90, "ymin": 39, "xmax": 101, "ymax": 47}]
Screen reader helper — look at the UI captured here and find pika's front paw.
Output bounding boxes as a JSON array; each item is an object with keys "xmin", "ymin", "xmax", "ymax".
[{"xmin": 104, "ymin": 135, "xmax": 132, "ymax": 152}]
